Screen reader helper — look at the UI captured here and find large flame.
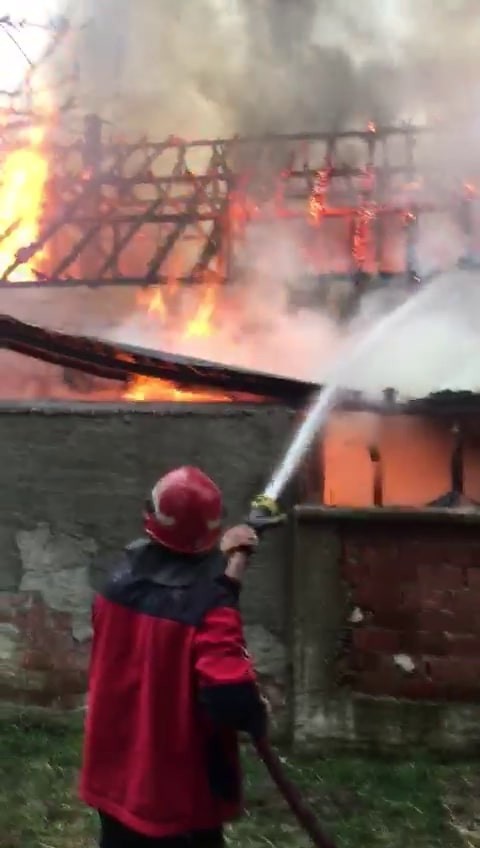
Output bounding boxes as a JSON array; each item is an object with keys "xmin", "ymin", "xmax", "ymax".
[{"xmin": 0, "ymin": 124, "xmax": 49, "ymax": 281}]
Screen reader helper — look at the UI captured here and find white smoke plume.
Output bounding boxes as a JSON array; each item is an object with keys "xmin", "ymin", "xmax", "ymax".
[{"xmin": 329, "ymin": 268, "xmax": 480, "ymax": 399}]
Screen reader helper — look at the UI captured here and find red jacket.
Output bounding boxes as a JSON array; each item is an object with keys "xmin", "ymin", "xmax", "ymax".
[{"xmin": 80, "ymin": 539, "xmax": 266, "ymax": 838}]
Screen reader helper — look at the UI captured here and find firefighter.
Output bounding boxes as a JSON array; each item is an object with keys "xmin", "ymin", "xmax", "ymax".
[{"xmin": 80, "ymin": 466, "xmax": 267, "ymax": 847}]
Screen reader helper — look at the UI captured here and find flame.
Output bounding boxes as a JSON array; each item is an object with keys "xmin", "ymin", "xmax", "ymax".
[
  {"xmin": 309, "ymin": 166, "xmax": 332, "ymax": 223},
  {"xmin": 184, "ymin": 278, "xmax": 218, "ymax": 339},
  {"xmin": 125, "ymin": 266, "xmax": 229, "ymax": 402},
  {"xmin": 124, "ymin": 377, "xmax": 232, "ymax": 403},
  {"xmin": 0, "ymin": 123, "xmax": 49, "ymax": 281}
]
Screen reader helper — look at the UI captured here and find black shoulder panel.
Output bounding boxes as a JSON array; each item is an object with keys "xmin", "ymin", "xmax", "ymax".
[{"xmin": 101, "ymin": 543, "xmax": 240, "ymax": 628}]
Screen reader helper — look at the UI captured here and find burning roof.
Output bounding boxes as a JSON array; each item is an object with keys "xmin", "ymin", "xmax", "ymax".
[
  {"xmin": 0, "ymin": 312, "xmax": 317, "ymax": 405},
  {"xmin": 0, "ymin": 47, "xmax": 479, "ymax": 406},
  {"xmin": 4, "ymin": 312, "xmax": 480, "ymax": 417}
]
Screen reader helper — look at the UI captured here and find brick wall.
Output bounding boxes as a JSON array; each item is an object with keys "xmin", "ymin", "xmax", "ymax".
[
  {"xmin": 340, "ymin": 519, "xmax": 480, "ymax": 701},
  {"xmin": 291, "ymin": 507, "xmax": 480, "ymax": 753},
  {"xmin": 0, "ymin": 592, "xmax": 90, "ymax": 708}
]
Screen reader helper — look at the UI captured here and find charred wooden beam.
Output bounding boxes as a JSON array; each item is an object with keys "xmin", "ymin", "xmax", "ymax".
[
  {"xmin": 96, "ymin": 195, "xmax": 171, "ymax": 278},
  {"xmin": 145, "ymin": 187, "xmax": 208, "ymax": 282},
  {"xmin": 4, "ymin": 313, "xmax": 480, "ymax": 418},
  {"xmin": 427, "ymin": 422, "xmax": 480, "ymax": 508},
  {"xmin": 0, "ymin": 313, "xmax": 317, "ymax": 405},
  {"xmin": 368, "ymin": 445, "xmax": 384, "ymax": 507},
  {"xmin": 0, "ymin": 121, "xmax": 473, "ymax": 288},
  {"xmin": 48, "ymin": 163, "xmax": 420, "ymax": 191},
  {"xmin": 100, "ymin": 125, "xmax": 433, "ymax": 155},
  {"xmin": 189, "ymin": 216, "xmax": 225, "ymax": 279},
  {"xmin": 450, "ymin": 423, "xmax": 464, "ymax": 496},
  {"xmin": 0, "ymin": 264, "xmax": 448, "ymax": 291}
]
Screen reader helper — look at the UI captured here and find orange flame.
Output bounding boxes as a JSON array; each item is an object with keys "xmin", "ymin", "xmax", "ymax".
[
  {"xmin": 0, "ymin": 124, "xmax": 49, "ymax": 281},
  {"xmin": 125, "ymin": 266, "xmax": 229, "ymax": 402},
  {"xmin": 124, "ymin": 377, "xmax": 231, "ymax": 403},
  {"xmin": 184, "ymin": 279, "xmax": 217, "ymax": 339}
]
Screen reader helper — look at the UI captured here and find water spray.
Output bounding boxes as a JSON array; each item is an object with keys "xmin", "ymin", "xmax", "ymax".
[
  {"xmin": 244, "ymin": 278, "xmax": 451, "ymax": 847},
  {"xmin": 248, "ymin": 276, "xmax": 443, "ymax": 527}
]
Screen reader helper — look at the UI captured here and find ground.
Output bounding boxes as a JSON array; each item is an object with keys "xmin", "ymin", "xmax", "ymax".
[{"xmin": 0, "ymin": 715, "xmax": 477, "ymax": 848}]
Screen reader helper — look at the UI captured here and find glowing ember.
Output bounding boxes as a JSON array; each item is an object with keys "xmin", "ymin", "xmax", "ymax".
[
  {"xmin": 124, "ymin": 377, "xmax": 232, "ymax": 403},
  {"xmin": 0, "ymin": 125, "xmax": 48, "ymax": 281},
  {"xmin": 309, "ymin": 166, "xmax": 332, "ymax": 223}
]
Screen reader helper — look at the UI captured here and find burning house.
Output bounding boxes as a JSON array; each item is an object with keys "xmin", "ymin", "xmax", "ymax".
[
  {"xmin": 2, "ymin": 5, "xmax": 480, "ymax": 753},
  {"xmin": 1, "ymin": 104, "xmax": 480, "ymax": 509}
]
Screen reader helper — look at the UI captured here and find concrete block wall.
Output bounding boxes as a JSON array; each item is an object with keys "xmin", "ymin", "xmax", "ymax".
[{"xmin": 0, "ymin": 403, "xmax": 295, "ymax": 714}]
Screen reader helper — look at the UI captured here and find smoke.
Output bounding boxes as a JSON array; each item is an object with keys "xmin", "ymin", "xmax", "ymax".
[
  {"xmin": 65, "ymin": 1, "xmax": 480, "ymax": 137},
  {"xmin": 2, "ymin": 1, "xmax": 480, "ymax": 402},
  {"xmin": 108, "ymin": 248, "xmax": 480, "ymax": 401},
  {"xmin": 108, "ymin": 220, "xmax": 345, "ymax": 382},
  {"xmin": 343, "ymin": 268, "xmax": 480, "ymax": 399}
]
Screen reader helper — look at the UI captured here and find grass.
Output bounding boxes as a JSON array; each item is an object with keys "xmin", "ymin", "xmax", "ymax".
[{"xmin": 0, "ymin": 716, "xmax": 474, "ymax": 847}]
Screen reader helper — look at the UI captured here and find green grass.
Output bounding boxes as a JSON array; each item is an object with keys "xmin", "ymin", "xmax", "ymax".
[{"xmin": 0, "ymin": 716, "xmax": 473, "ymax": 847}]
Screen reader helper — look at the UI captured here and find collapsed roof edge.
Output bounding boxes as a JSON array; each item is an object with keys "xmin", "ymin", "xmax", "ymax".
[{"xmin": 1, "ymin": 313, "xmax": 480, "ymax": 414}]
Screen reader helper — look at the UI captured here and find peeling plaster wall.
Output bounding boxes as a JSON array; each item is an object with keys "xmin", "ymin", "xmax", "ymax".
[
  {"xmin": 0, "ymin": 403, "xmax": 295, "ymax": 713},
  {"xmin": 17, "ymin": 524, "xmax": 96, "ymax": 643}
]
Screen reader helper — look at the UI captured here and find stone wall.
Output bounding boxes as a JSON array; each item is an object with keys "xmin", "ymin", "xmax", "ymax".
[
  {"xmin": 0, "ymin": 403, "xmax": 295, "ymax": 714},
  {"xmin": 291, "ymin": 506, "xmax": 480, "ymax": 753}
]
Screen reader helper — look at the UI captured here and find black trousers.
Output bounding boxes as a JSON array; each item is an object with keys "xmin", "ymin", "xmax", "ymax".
[{"xmin": 99, "ymin": 812, "xmax": 224, "ymax": 847}]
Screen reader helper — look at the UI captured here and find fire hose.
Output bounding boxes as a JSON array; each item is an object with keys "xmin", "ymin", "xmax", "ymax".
[
  {"xmin": 253, "ymin": 737, "xmax": 337, "ymax": 848},
  {"xmin": 245, "ymin": 495, "xmax": 338, "ymax": 848}
]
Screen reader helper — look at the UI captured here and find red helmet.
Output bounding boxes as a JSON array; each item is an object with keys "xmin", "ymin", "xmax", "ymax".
[{"xmin": 143, "ymin": 466, "xmax": 223, "ymax": 554}]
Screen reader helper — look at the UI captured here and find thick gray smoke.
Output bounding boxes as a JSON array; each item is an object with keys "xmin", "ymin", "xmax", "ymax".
[{"xmin": 69, "ymin": 0, "xmax": 480, "ymax": 137}]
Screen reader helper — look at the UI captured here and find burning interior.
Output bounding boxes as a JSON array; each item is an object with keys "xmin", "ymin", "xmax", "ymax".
[{"xmin": 2, "ymin": 16, "xmax": 480, "ymax": 509}]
